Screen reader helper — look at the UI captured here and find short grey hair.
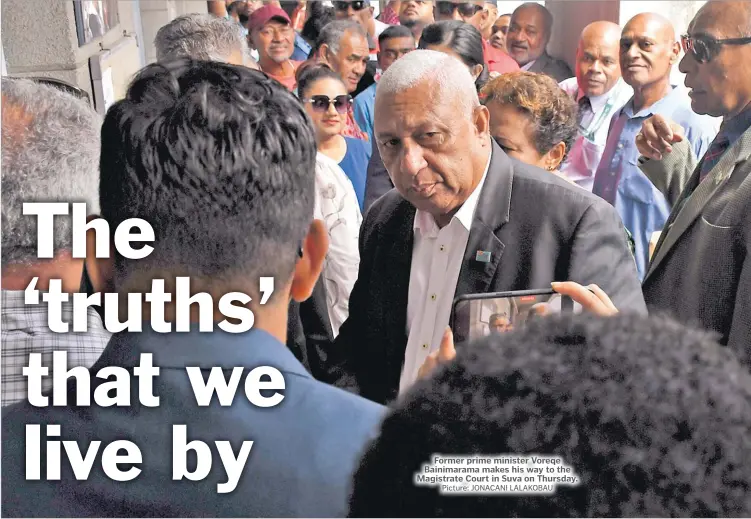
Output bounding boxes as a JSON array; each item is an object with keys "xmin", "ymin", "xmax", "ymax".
[
  {"xmin": 376, "ymin": 49, "xmax": 479, "ymax": 116},
  {"xmin": 1, "ymin": 78, "xmax": 102, "ymax": 264},
  {"xmin": 316, "ymin": 20, "xmax": 368, "ymax": 54},
  {"xmin": 155, "ymin": 13, "xmax": 250, "ymax": 64}
]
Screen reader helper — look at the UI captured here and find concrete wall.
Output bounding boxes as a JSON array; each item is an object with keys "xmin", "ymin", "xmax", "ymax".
[{"xmin": 2, "ymin": 0, "xmax": 207, "ymax": 108}]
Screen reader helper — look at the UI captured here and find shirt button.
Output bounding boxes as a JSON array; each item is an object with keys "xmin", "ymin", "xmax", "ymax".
[
  {"xmin": 430, "ymin": 294, "xmax": 436, "ymax": 301},
  {"xmin": 440, "ymin": 245, "xmax": 445, "ymax": 251},
  {"xmin": 617, "ymin": 143, "xmax": 624, "ymax": 149},
  {"xmin": 422, "ymin": 343, "xmax": 428, "ymax": 349}
]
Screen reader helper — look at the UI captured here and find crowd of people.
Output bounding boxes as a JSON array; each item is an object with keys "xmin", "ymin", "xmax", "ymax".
[{"xmin": 3, "ymin": 0, "xmax": 751, "ymax": 516}]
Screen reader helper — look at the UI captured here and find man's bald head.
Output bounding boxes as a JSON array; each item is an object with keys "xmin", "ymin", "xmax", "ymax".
[
  {"xmin": 620, "ymin": 13, "xmax": 680, "ymax": 91},
  {"xmin": 576, "ymin": 21, "xmax": 623, "ymax": 96},
  {"xmin": 579, "ymin": 21, "xmax": 621, "ymax": 51},
  {"xmin": 623, "ymin": 13, "xmax": 676, "ymax": 43},
  {"xmin": 693, "ymin": 0, "xmax": 751, "ymax": 38}
]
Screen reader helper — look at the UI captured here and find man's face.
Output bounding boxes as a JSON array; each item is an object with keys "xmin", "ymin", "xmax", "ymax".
[
  {"xmin": 619, "ymin": 17, "xmax": 678, "ymax": 89},
  {"xmin": 679, "ymin": 3, "xmax": 751, "ymax": 118},
  {"xmin": 324, "ymin": 32, "xmax": 370, "ymax": 93},
  {"xmin": 576, "ymin": 34, "xmax": 621, "ymax": 97},
  {"xmin": 333, "ymin": 0, "xmax": 373, "ymax": 27},
  {"xmin": 377, "ymin": 36, "xmax": 415, "ymax": 72},
  {"xmin": 507, "ymin": 6, "xmax": 549, "ymax": 65},
  {"xmin": 374, "ymin": 84, "xmax": 489, "ymax": 221},
  {"xmin": 490, "ymin": 14, "xmax": 511, "ymax": 51},
  {"xmin": 251, "ymin": 19, "xmax": 294, "ymax": 64},
  {"xmin": 399, "ymin": 0, "xmax": 434, "ymax": 27},
  {"xmin": 490, "ymin": 317, "xmax": 512, "ymax": 333}
]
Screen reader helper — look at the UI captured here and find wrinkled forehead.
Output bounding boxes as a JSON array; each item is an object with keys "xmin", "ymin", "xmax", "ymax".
[
  {"xmin": 374, "ymin": 83, "xmax": 458, "ymax": 134},
  {"xmin": 687, "ymin": 5, "xmax": 742, "ymax": 39}
]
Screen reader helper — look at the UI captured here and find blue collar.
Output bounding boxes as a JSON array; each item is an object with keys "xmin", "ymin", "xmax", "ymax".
[
  {"xmin": 721, "ymin": 108, "xmax": 751, "ymax": 147},
  {"xmin": 96, "ymin": 327, "xmax": 309, "ymax": 378}
]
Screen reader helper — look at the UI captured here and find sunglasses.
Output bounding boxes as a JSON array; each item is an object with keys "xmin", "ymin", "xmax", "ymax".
[
  {"xmin": 27, "ymin": 77, "xmax": 92, "ymax": 105},
  {"xmin": 333, "ymin": 1, "xmax": 367, "ymax": 11},
  {"xmin": 681, "ymin": 34, "xmax": 751, "ymax": 64},
  {"xmin": 303, "ymin": 94, "xmax": 353, "ymax": 114}
]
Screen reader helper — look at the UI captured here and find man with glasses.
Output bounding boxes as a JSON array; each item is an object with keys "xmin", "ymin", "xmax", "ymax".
[
  {"xmin": 248, "ymin": 4, "xmax": 301, "ymax": 90},
  {"xmin": 507, "ymin": 2, "xmax": 572, "ymax": 81},
  {"xmin": 590, "ymin": 13, "xmax": 717, "ymax": 281},
  {"xmin": 436, "ymin": 1, "xmax": 519, "ymax": 75},
  {"xmin": 333, "ymin": 0, "xmax": 390, "ymax": 54},
  {"xmin": 555, "ymin": 1, "xmax": 751, "ymax": 373}
]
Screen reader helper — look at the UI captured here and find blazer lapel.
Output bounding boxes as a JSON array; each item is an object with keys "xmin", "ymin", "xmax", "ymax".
[
  {"xmin": 384, "ymin": 200, "xmax": 416, "ymax": 352},
  {"xmin": 528, "ymin": 53, "xmax": 550, "ymax": 74},
  {"xmin": 646, "ymin": 129, "xmax": 751, "ymax": 281},
  {"xmin": 454, "ymin": 141, "xmax": 511, "ymax": 299}
]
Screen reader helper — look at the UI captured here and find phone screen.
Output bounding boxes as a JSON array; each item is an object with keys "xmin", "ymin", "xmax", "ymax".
[{"xmin": 451, "ymin": 290, "xmax": 582, "ymax": 344}]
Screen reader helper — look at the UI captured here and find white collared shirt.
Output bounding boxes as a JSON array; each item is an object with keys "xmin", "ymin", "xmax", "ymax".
[
  {"xmin": 398, "ymin": 152, "xmax": 492, "ymax": 395},
  {"xmin": 558, "ymin": 77, "xmax": 633, "ymax": 191},
  {"xmin": 521, "ymin": 60, "xmax": 536, "ymax": 71},
  {"xmin": 314, "ymin": 152, "xmax": 362, "ymax": 337}
]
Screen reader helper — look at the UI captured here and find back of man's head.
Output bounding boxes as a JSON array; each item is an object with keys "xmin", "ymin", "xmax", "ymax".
[
  {"xmin": 1, "ymin": 78, "xmax": 101, "ymax": 265},
  {"xmin": 350, "ymin": 314, "xmax": 751, "ymax": 517},
  {"xmin": 155, "ymin": 13, "xmax": 251, "ymax": 66},
  {"xmin": 99, "ymin": 59, "xmax": 316, "ymax": 291}
]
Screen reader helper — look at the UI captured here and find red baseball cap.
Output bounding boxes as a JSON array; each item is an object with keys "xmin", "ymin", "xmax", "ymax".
[{"xmin": 248, "ymin": 5, "xmax": 291, "ymax": 32}]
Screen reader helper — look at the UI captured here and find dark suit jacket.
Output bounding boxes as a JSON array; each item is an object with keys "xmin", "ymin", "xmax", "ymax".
[
  {"xmin": 328, "ymin": 142, "xmax": 646, "ymax": 404},
  {"xmin": 528, "ymin": 51, "xmax": 574, "ymax": 83},
  {"xmin": 363, "ymin": 138, "xmax": 393, "ymax": 214},
  {"xmin": 286, "ymin": 278, "xmax": 334, "ymax": 381},
  {"xmin": 641, "ymin": 129, "xmax": 751, "ymax": 365},
  {"xmin": 2, "ymin": 329, "xmax": 384, "ymax": 517}
]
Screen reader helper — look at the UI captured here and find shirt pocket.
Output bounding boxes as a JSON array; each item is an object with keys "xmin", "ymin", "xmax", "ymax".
[{"xmin": 617, "ymin": 161, "xmax": 654, "ymax": 205}]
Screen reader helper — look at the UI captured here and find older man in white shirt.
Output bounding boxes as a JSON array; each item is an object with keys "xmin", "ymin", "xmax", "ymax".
[
  {"xmin": 324, "ymin": 50, "xmax": 645, "ymax": 405},
  {"xmin": 559, "ymin": 21, "xmax": 633, "ymax": 191}
]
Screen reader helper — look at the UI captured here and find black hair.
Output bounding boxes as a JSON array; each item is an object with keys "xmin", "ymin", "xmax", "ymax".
[
  {"xmin": 99, "ymin": 59, "xmax": 316, "ymax": 287},
  {"xmin": 378, "ymin": 24, "xmax": 415, "ymax": 48},
  {"xmin": 296, "ymin": 63, "xmax": 345, "ymax": 99},
  {"xmin": 302, "ymin": 3, "xmax": 336, "ymax": 50},
  {"xmin": 418, "ymin": 20, "xmax": 489, "ymax": 92},
  {"xmin": 350, "ymin": 313, "xmax": 751, "ymax": 517}
]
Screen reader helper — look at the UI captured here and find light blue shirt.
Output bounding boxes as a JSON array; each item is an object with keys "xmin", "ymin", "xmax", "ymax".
[
  {"xmin": 592, "ymin": 86, "xmax": 718, "ymax": 280},
  {"xmin": 353, "ymin": 82, "xmax": 377, "ymax": 147}
]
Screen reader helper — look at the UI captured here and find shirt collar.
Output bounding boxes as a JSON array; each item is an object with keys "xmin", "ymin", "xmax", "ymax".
[
  {"xmin": 578, "ymin": 78, "xmax": 629, "ymax": 114},
  {"xmin": 620, "ymin": 84, "xmax": 681, "ymax": 119},
  {"xmin": 413, "ymin": 149, "xmax": 492, "ymax": 236},
  {"xmin": 721, "ymin": 107, "xmax": 751, "ymax": 145}
]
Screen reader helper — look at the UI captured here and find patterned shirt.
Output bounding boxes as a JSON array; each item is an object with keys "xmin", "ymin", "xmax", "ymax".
[{"xmin": 1, "ymin": 289, "xmax": 110, "ymax": 407}]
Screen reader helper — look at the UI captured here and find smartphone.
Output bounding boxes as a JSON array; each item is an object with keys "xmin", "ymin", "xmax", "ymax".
[{"xmin": 450, "ymin": 289, "xmax": 582, "ymax": 344}]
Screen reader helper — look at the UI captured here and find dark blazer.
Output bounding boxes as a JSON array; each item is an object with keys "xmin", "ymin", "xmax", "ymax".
[
  {"xmin": 641, "ymin": 129, "xmax": 751, "ymax": 365},
  {"xmin": 528, "ymin": 51, "xmax": 574, "ymax": 83},
  {"xmin": 287, "ymin": 278, "xmax": 335, "ymax": 380},
  {"xmin": 363, "ymin": 138, "xmax": 393, "ymax": 214},
  {"xmin": 328, "ymin": 142, "xmax": 646, "ymax": 404},
  {"xmin": 2, "ymin": 329, "xmax": 385, "ymax": 517}
]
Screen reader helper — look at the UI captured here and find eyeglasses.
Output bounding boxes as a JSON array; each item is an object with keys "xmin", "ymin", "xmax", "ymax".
[
  {"xmin": 303, "ymin": 94, "xmax": 353, "ymax": 114},
  {"xmin": 333, "ymin": 1, "xmax": 367, "ymax": 11},
  {"xmin": 681, "ymin": 33, "xmax": 751, "ymax": 63},
  {"xmin": 27, "ymin": 77, "xmax": 91, "ymax": 105}
]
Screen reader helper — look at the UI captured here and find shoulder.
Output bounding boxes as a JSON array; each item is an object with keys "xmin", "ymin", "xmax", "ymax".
[
  {"xmin": 558, "ymin": 76, "xmax": 579, "ymax": 95},
  {"xmin": 507, "ymin": 158, "xmax": 612, "ymax": 219},
  {"xmin": 345, "ymin": 136, "xmax": 371, "ymax": 154},
  {"xmin": 361, "ymin": 189, "xmax": 410, "ymax": 237},
  {"xmin": 354, "ymin": 83, "xmax": 377, "ymax": 103}
]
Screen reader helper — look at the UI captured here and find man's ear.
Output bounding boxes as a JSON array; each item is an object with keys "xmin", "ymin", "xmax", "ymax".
[
  {"xmin": 319, "ymin": 43, "xmax": 332, "ymax": 65},
  {"xmin": 84, "ymin": 215, "xmax": 115, "ymax": 293},
  {"xmin": 289, "ymin": 219, "xmax": 329, "ymax": 303},
  {"xmin": 543, "ymin": 141, "xmax": 567, "ymax": 171},
  {"xmin": 670, "ymin": 40, "xmax": 681, "ymax": 63},
  {"xmin": 472, "ymin": 104, "xmax": 490, "ymax": 139}
]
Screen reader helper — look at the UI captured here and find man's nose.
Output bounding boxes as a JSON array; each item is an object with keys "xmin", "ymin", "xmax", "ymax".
[{"xmin": 400, "ymin": 144, "xmax": 427, "ymax": 177}]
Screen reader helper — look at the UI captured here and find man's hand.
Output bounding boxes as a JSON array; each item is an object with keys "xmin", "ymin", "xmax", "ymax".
[
  {"xmin": 636, "ymin": 115, "xmax": 685, "ymax": 161},
  {"xmin": 417, "ymin": 327, "xmax": 456, "ymax": 380},
  {"xmin": 551, "ymin": 282, "xmax": 619, "ymax": 316}
]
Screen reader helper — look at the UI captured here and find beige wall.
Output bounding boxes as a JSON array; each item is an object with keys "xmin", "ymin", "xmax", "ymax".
[{"xmin": 2, "ymin": 0, "xmax": 207, "ymax": 111}]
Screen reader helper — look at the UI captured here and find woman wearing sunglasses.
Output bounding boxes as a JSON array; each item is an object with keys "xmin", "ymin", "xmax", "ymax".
[
  {"xmin": 296, "ymin": 64, "xmax": 365, "ymax": 336},
  {"xmin": 297, "ymin": 63, "xmax": 371, "ymax": 211}
]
